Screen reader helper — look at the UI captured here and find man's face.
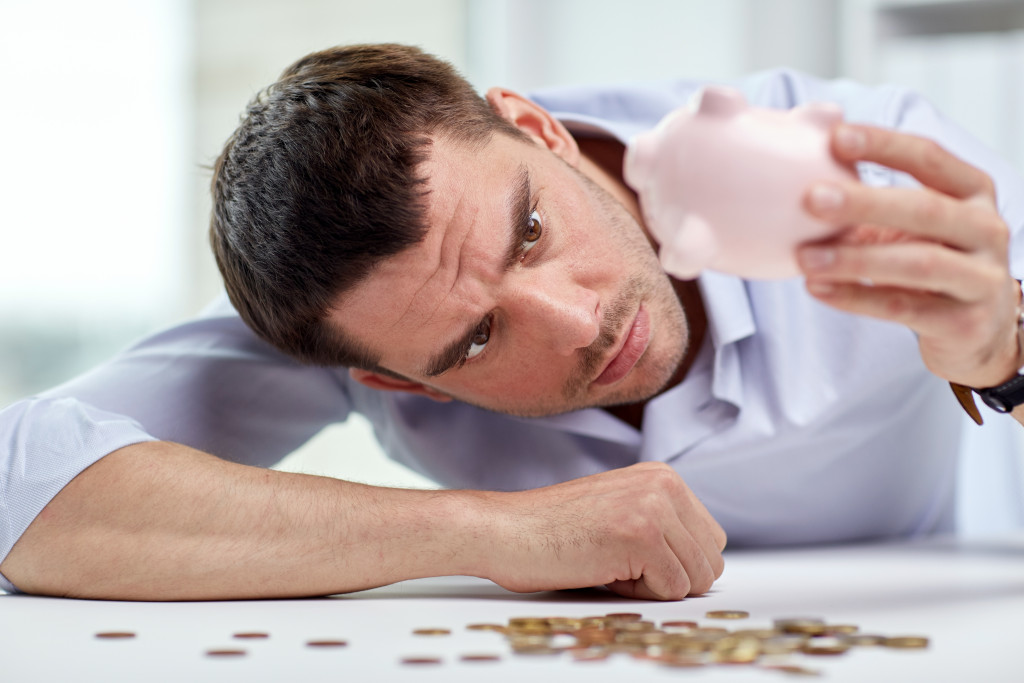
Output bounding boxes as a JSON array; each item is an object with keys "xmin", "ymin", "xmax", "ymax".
[{"xmin": 331, "ymin": 131, "xmax": 689, "ymax": 418}]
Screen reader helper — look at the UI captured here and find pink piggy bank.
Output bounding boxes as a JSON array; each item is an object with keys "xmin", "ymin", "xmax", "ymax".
[{"xmin": 623, "ymin": 86, "xmax": 858, "ymax": 279}]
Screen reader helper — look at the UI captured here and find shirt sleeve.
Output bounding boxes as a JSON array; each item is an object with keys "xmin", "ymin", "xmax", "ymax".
[{"xmin": 0, "ymin": 295, "xmax": 353, "ymax": 590}]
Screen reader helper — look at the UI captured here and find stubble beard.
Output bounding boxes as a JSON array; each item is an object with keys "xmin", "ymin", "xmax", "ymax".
[{"xmin": 485, "ymin": 168, "xmax": 688, "ymax": 418}]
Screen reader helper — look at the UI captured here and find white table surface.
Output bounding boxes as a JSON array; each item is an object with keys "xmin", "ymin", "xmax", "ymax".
[{"xmin": 3, "ymin": 534, "xmax": 1023, "ymax": 682}]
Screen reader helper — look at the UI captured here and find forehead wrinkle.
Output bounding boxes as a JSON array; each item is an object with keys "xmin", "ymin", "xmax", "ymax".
[{"xmin": 391, "ymin": 180, "xmax": 477, "ymax": 338}]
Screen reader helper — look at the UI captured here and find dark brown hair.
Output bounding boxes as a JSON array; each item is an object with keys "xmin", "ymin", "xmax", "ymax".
[{"xmin": 210, "ymin": 43, "xmax": 528, "ymax": 370}]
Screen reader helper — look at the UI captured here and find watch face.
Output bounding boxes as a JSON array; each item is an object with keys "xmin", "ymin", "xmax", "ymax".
[{"xmin": 980, "ymin": 392, "xmax": 1012, "ymax": 413}]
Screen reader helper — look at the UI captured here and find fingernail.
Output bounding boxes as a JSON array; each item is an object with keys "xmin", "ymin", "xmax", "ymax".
[
  {"xmin": 806, "ymin": 280, "xmax": 835, "ymax": 295},
  {"xmin": 836, "ymin": 125, "xmax": 866, "ymax": 154},
  {"xmin": 809, "ymin": 183, "xmax": 844, "ymax": 211},
  {"xmin": 799, "ymin": 246, "xmax": 835, "ymax": 270}
]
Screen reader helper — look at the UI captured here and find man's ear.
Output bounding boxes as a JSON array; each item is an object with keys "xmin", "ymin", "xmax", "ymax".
[
  {"xmin": 485, "ymin": 87, "xmax": 581, "ymax": 167},
  {"xmin": 349, "ymin": 368, "xmax": 453, "ymax": 403}
]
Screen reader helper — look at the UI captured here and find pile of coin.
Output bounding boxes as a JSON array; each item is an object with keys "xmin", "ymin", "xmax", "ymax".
[{"xmin": 450, "ymin": 611, "xmax": 928, "ymax": 675}]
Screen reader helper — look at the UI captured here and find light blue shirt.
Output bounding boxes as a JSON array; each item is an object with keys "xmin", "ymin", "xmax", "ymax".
[{"xmin": 3, "ymin": 69, "xmax": 1024, "ymax": 594}]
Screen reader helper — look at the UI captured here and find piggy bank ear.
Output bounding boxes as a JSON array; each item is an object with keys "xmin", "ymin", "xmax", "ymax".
[
  {"xmin": 792, "ymin": 102, "xmax": 844, "ymax": 128},
  {"xmin": 693, "ymin": 86, "xmax": 747, "ymax": 118}
]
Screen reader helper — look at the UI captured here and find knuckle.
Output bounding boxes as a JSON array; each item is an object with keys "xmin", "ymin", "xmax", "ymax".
[
  {"xmin": 918, "ymin": 139, "xmax": 947, "ymax": 174},
  {"xmin": 912, "ymin": 194, "xmax": 945, "ymax": 226},
  {"xmin": 906, "ymin": 249, "xmax": 939, "ymax": 281},
  {"xmin": 884, "ymin": 291, "xmax": 912, "ymax": 319}
]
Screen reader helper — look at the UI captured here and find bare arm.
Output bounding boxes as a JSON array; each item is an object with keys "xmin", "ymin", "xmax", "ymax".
[{"xmin": 0, "ymin": 442, "xmax": 725, "ymax": 601}]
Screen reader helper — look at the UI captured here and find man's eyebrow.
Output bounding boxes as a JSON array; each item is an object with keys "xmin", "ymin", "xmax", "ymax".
[
  {"xmin": 422, "ymin": 165, "xmax": 531, "ymax": 378},
  {"xmin": 504, "ymin": 165, "xmax": 533, "ymax": 270}
]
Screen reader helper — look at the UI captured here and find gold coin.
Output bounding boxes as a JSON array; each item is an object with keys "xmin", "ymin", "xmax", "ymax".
[
  {"xmin": 761, "ymin": 664, "xmax": 822, "ymax": 677},
  {"xmin": 413, "ymin": 628, "xmax": 451, "ymax": 636},
  {"xmin": 662, "ymin": 620, "xmax": 698, "ymax": 630},
  {"xmin": 233, "ymin": 632, "xmax": 269, "ymax": 639},
  {"xmin": 401, "ymin": 656, "xmax": 442, "ymax": 665},
  {"xmin": 775, "ymin": 618, "xmax": 826, "ymax": 635},
  {"xmin": 466, "ymin": 623, "xmax": 505, "ymax": 632},
  {"xmin": 802, "ymin": 637, "xmax": 850, "ymax": 656},
  {"xmin": 824, "ymin": 624, "xmax": 859, "ymax": 635},
  {"xmin": 95, "ymin": 632, "xmax": 136, "ymax": 639},
  {"xmin": 847, "ymin": 634, "xmax": 886, "ymax": 646},
  {"xmin": 706, "ymin": 610, "xmax": 750, "ymax": 620},
  {"xmin": 508, "ymin": 617, "xmax": 548, "ymax": 628},
  {"xmin": 460, "ymin": 653, "xmax": 501, "ymax": 662},
  {"xmin": 885, "ymin": 636, "xmax": 929, "ymax": 649},
  {"xmin": 206, "ymin": 649, "xmax": 246, "ymax": 657},
  {"xmin": 306, "ymin": 640, "xmax": 348, "ymax": 647}
]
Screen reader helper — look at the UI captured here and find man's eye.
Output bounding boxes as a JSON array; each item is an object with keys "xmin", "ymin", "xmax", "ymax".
[
  {"xmin": 466, "ymin": 318, "xmax": 491, "ymax": 359},
  {"xmin": 521, "ymin": 210, "xmax": 543, "ymax": 254}
]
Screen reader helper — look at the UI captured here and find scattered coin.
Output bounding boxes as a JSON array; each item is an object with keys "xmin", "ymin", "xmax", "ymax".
[
  {"xmin": 761, "ymin": 664, "xmax": 822, "ymax": 676},
  {"xmin": 413, "ymin": 628, "xmax": 451, "ymax": 636},
  {"xmin": 460, "ymin": 653, "xmax": 501, "ymax": 662},
  {"xmin": 307, "ymin": 640, "xmax": 348, "ymax": 647},
  {"xmin": 95, "ymin": 632, "xmax": 136, "ymax": 639},
  {"xmin": 802, "ymin": 636, "xmax": 850, "ymax": 656},
  {"xmin": 885, "ymin": 636, "xmax": 929, "ymax": 649},
  {"xmin": 775, "ymin": 618, "xmax": 827, "ymax": 636},
  {"xmin": 206, "ymin": 649, "xmax": 246, "ymax": 657},
  {"xmin": 466, "ymin": 623, "xmax": 506, "ymax": 632},
  {"xmin": 605, "ymin": 612, "xmax": 643, "ymax": 621},
  {"xmin": 401, "ymin": 656, "xmax": 442, "ymax": 665},
  {"xmin": 233, "ymin": 632, "xmax": 269, "ymax": 639},
  {"xmin": 662, "ymin": 620, "xmax": 699, "ymax": 629},
  {"xmin": 706, "ymin": 610, "xmax": 750, "ymax": 620},
  {"xmin": 847, "ymin": 634, "xmax": 887, "ymax": 647},
  {"xmin": 824, "ymin": 624, "xmax": 859, "ymax": 635}
]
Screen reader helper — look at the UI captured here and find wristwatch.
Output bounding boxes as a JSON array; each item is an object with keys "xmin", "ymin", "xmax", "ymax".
[
  {"xmin": 977, "ymin": 375, "xmax": 1024, "ymax": 413},
  {"xmin": 951, "ymin": 279, "xmax": 1024, "ymax": 424}
]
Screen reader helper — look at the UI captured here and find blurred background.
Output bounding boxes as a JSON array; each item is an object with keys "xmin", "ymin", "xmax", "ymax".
[{"xmin": 2, "ymin": 0, "xmax": 1022, "ymax": 527}]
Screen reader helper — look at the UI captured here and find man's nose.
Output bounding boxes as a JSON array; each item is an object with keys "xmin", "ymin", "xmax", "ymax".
[{"xmin": 510, "ymin": 278, "xmax": 601, "ymax": 356}]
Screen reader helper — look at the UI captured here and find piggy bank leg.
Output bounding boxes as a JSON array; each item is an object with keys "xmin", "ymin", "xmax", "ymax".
[{"xmin": 658, "ymin": 214, "xmax": 716, "ymax": 280}]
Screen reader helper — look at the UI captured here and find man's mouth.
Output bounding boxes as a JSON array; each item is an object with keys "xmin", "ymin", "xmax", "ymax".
[{"xmin": 592, "ymin": 305, "xmax": 651, "ymax": 386}]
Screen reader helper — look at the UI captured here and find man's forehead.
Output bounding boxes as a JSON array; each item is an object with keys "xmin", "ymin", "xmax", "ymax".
[{"xmin": 328, "ymin": 136, "xmax": 511, "ymax": 363}]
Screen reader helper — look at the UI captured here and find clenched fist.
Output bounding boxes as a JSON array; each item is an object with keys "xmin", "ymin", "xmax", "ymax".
[{"xmin": 465, "ymin": 462, "xmax": 726, "ymax": 601}]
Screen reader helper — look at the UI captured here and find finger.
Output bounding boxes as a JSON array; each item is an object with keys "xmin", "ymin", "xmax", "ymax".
[
  {"xmin": 798, "ymin": 240, "xmax": 1002, "ymax": 301},
  {"xmin": 805, "ymin": 182, "xmax": 1006, "ymax": 252},
  {"xmin": 663, "ymin": 523, "xmax": 716, "ymax": 595},
  {"xmin": 678, "ymin": 498, "xmax": 726, "ymax": 578},
  {"xmin": 670, "ymin": 479, "xmax": 727, "ymax": 571},
  {"xmin": 830, "ymin": 124, "xmax": 996, "ymax": 201},
  {"xmin": 605, "ymin": 538, "xmax": 690, "ymax": 601},
  {"xmin": 804, "ymin": 280, "xmax": 972, "ymax": 339}
]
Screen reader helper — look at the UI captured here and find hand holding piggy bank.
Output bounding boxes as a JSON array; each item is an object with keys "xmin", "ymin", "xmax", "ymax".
[{"xmin": 623, "ymin": 86, "xmax": 859, "ymax": 279}]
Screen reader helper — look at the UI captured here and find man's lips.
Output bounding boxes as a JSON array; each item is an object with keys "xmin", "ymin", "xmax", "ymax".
[{"xmin": 592, "ymin": 305, "xmax": 651, "ymax": 386}]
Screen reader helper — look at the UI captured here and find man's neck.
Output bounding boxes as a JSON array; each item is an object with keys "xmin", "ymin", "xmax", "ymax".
[{"xmin": 576, "ymin": 136, "xmax": 709, "ymax": 430}]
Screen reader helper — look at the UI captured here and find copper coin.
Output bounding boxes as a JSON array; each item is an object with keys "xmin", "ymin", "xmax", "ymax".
[
  {"xmin": 605, "ymin": 612, "xmax": 643, "ymax": 621},
  {"xmin": 401, "ymin": 656, "xmax": 442, "ymax": 665},
  {"xmin": 307, "ymin": 640, "xmax": 348, "ymax": 647},
  {"xmin": 206, "ymin": 649, "xmax": 246, "ymax": 657},
  {"xmin": 460, "ymin": 653, "xmax": 501, "ymax": 662},
  {"xmin": 413, "ymin": 628, "xmax": 451, "ymax": 636},
  {"xmin": 95, "ymin": 632, "xmax": 136, "ymax": 639},
  {"xmin": 233, "ymin": 632, "xmax": 269, "ymax": 639}
]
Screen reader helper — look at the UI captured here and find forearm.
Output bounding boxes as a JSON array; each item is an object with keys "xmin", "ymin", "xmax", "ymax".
[{"xmin": 0, "ymin": 441, "xmax": 483, "ymax": 601}]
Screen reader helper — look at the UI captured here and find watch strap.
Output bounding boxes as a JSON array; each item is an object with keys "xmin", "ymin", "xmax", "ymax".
[{"xmin": 950, "ymin": 382, "xmax": 983, "ymax": 425}]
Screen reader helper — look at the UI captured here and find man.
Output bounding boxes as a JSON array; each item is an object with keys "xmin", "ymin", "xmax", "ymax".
[{"xmin": 2, "ymin": 44, "xmax": 1022, "ymax": 602}]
